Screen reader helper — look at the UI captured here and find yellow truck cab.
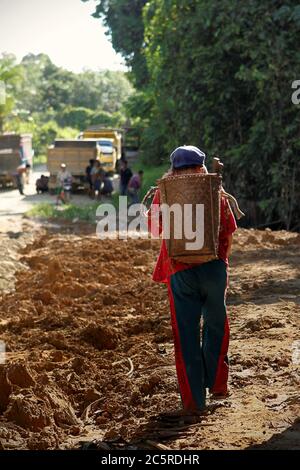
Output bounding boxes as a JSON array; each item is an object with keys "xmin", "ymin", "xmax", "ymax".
[{"xmin": 82, "ymin": 128, "xmax": 122, "ymax": 173}]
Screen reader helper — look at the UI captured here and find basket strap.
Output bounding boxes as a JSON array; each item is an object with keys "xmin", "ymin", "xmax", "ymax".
[
  {"xmin": 209, "ymin": 177, "xmax": 216, "ymax": 253},
  {"xmin": 141, "ymin": 185, "xmax": 158, "ymax": 217},
  {"xmin": 221, "ymin": 189, "xmax": 245, "ymax": 220},
  {"xmin": 141, "ymin": 186, "xmax": 158, "ymax": 206}
]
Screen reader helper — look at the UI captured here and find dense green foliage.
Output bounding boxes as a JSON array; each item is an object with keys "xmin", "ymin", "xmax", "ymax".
[
  {"xmin": 0, "ymin": 52, "xmax": 133, "ymax": 155},
  {"xmin": 0, "ymin": 53, "xmax": 23, "ymax": 132},
  {"xmin": 89, "ymin": 0, "xmax": 300, "ymax": 230}
]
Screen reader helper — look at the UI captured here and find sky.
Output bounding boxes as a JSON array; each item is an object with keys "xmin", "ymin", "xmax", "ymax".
[{"xmin": 0, "ymin": 0, "xmax": 126, "ymax": 72}]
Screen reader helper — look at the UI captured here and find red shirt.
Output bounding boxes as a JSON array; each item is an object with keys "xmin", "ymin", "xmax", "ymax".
[{"xmin": 148, "ymin": 189, "xmax": 237, "ymax": 283}]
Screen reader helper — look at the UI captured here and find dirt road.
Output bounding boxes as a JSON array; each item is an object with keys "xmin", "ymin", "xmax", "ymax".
[
  {"xmin": 0, "ymin": 167, "xmax": 118, "ymax": 291},
  {"xmin": 0, "ymin": 166, "xmax": 88, "ymax": 293},
  {"xmin": 0, "ymin": 224, "xmax": 299, "ymax": 450},
  {"xmin": 0, "ymin": 166, "xmax": 48, "ymax": 224}
]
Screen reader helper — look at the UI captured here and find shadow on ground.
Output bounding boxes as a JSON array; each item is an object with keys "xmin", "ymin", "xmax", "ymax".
[{"xmin": 247, "ymin": 418, "xmax": 300, "ymax": 450}]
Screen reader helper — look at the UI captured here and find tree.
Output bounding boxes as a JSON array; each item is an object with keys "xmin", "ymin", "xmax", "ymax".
[
  {"xmin": 93, "ymin": 0, "xmax": 300, "ymax": 229},
  {"xmin": 3, "ymin": 52, "xmax": 133, "ymax": 155},
  {"xmin": 39, "ymin": 64, "xmax": 77, "ymax": 112},
  {"xmin": 16, "ymin": 53, "xmax": 53, "ymax": 114},
  {"xmin": 15, "ymin": 55, "xmax": 133, "ymax": 122},
  {"xmin": 0, "ymin": 53, "xmax": 23, "ymax": 132},
  {"xmin": 4, "ymin": 52, "xmax": 133, "ymax": 136},
  {"xmin": 70, "ymin": 69, "xmax": 133, "ymax": 112},
  {"xmin": 56, "ymin": 107, "xmax": 94, "ymax": 130},
  {"xmin": 142, "ymin": 0, "xmax": 300, "ymax": 229}
]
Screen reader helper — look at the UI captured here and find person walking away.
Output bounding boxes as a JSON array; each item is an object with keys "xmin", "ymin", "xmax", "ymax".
[
  {"xmin": 147, "ymin": 146, "xmax": 237, "ymax": 415},
  {"xmin": 120, "ymin": 159, "xmax": 133, "ymax": 195},
  {"xmin": 128, "ymin": 170, "xmax": 144, "ymax": 204},
  {"xmin": 56, "ymin": 163, "xmax": 72, "ymax": 205}
]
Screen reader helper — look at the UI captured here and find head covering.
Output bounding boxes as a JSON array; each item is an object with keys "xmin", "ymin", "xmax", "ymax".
[
  {"xmin": 170, "ymin": 145, "xmax": 206, "ymax": 169},
  {"xmin": 61, "ymin": 163, "xmax": 66, "ymax": 168}
]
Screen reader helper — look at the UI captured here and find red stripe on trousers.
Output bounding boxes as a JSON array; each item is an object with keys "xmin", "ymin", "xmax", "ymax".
[
  {"xmin": 210, "ymin": 267, "xmax": 230, "ymax": 394},
  {"xmin": 210, "ymin": 316, "xmax": 230, "ymax": 394},
  {"xmin": 167, "ymin": 281, "xmax": 197, "ymax": 411}
]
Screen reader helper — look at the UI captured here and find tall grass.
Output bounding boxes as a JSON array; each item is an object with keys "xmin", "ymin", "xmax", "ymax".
[{"xmin": 27, "ymin": 202, "xmax": 99, "ymax": 222}]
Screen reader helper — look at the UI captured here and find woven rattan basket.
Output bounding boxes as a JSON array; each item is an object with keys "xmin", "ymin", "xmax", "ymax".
[{"xmin": 157, "ymin": 173, "xmax": 222, "ymax": 264}]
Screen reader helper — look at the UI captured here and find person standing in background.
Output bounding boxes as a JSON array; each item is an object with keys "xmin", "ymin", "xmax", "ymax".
[
  {"xmin": 119, "ymin": 159, "xmax": 133, "ymax": 195},
  {"xmin": 14, "ymin": 164, "xmax": 26, "ymax": 195},
  {"xmin": 127, "ymin": 170, "xmax": 144, "ymax": 204},
  {"xmin": 91, "ymin": 160, "xmax": 105, "ymax": 200},
  {"xmin": 56, "ymin": 163, "xmax": 72, "ymax": 205},
  {"xmin": 86, "ymin": 159, "xmax": 95, "ymax": 197}
]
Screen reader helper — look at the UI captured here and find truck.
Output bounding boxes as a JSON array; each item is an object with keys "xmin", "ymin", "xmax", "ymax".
[
  {"xmin": 47, "ymin": 139, "xmax": 101, "ymax": 192},
  {"xmin": 82, "ymin": 128, "xmax": 122, "ymax": 174},
  {"xmin": 0, "ymin": 134, "xmax": 33, "ymax": 189},
  {"xmin": 122, "ymin": 126, "xmax": 141, "ymax": 166}
]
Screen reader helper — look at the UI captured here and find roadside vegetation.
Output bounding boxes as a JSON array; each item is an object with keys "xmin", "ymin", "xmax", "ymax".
[
  {"xmin": 0, "ymin": 52, "xmax": 134, "ymax": 158},
  {"xmin": 86, "ymin": 0, "xmax": 300, "ymax": 230},
  {"xmin": 27, "ymin": 201, "xmax": 100, "ymax": 222}
]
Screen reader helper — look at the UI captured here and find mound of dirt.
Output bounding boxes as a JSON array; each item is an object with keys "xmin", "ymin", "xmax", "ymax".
[
  {"xmin": 6, "ymin": 363, "xmax": 36, "ymax": 388},
  {"xmin": 5, "ymin": 392, "xmax": 52, "ymax": 431},
  {"xmin": 80, "ymin": 323, "xmax": 119, "ymax": 350},
  {"xmin": 0, "ymin": 220, "xmax": 39, "ymax": 292}
]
